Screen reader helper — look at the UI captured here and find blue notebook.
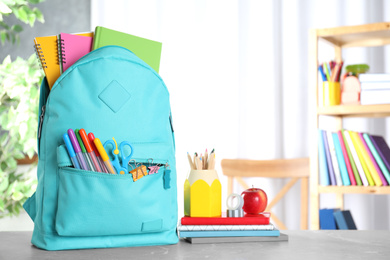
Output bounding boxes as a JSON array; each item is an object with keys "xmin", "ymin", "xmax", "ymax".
[
  {"xmin": 333, "ymin": 210, "xmax": 357, "ymax": 230},
  {"xmin": 323, "ymin": 131, "xmax": 336, "ymax": 185},
  {"xmin": 318, "ymin": 129, "xmax": 330, "ymax": 185},
  {"xmin": 319, "ymin": 208, "xmax": 339, "ymax": 230},
  {"xmin": 179, "ymin": 230, "xmax": 280, "ymax": 238}
]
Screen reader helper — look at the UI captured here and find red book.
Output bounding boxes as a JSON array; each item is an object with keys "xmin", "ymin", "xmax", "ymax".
[{"xmin": 181, "ymin": 212, "xmax": 270, "ymax": 225}]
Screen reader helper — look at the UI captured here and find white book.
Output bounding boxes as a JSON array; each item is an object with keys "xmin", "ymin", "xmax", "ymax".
[
  {"xmin": 360, "ymin": 89, "xmax": 390, "ymax": 105},
  {"xmin": 178, "ymin": 224, "xmax": 275, "ymax": 231},
  {"xmin": 343, "ymin": 130, "xmax": 369, "ymax": 186},
  {"xmin": 326, "ymin": 130, "xmax": 343, "ymax": 186},
  {"xmin": 359, "ymin": 73, "xmax": 390, "ymax": 82},
  {"xmin": 360, "ymin": 82, "xmax": 390, "ymax": 91}
]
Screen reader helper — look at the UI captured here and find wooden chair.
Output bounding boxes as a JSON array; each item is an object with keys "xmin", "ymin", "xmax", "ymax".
[{"xmin": 221, "ymin": 158, "xmax": 310, "ymax": 230}]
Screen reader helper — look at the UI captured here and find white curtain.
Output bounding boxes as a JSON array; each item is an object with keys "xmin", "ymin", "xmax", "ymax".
[{"xmin": 91, "ymin": 0, "xmax": 390, "ymax": 230}]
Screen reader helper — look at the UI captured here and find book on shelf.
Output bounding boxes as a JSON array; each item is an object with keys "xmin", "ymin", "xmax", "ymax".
[
  {"xmin": 319, "ymin": 129, "xmax": 390, "ymax": 187},
  {"xmin": 351, "ymin": 131, "xmax": 381, "ymax": 186},
  {"xmin": 179, "ymin": 229, "xmax": 280, "ymax": 238},
  {"xmin": 349, "ymin": 131, "xmax": 375, "ymax": 186},
  {"xmin": 360, "ymin": 82, "xmax": 390, "ymax": 90},
  {"xmin": 359, "ymin": 133, "xmax": 387, "ymax": 185},
  {"xmin": 343, "ymin": 130, "xmax": 369, "ymax": 186},
  {"xmin": 319, "ymin": 208, "xmax": 339, "ymax": 230},
  {"xmin": 363, "ymin": 133, "xmax": 389, "ymax": 185},
  {"xmin": 333, "ymin": 210, "xmax": 357, "ymax": 230},
  {"xmin": 180, "ymin": 212, "xmax": 270, "ymax": 225},
  {"xmin": 318, "ymin": 129, "xmax": 330, "ymax": 186},
  {"xmin": 92, "ymin": 26, "xmax": 162, "ymax": 73},
  {"xmin": 332, "ymin": 132, "xmax": 351, "ymax": 186},
  {"xmin": 326, "ymin": 131, "xmax": 343, "ymax": 186},
  {"xmin": 369, "ymin": 135, "xmax": 390, "ymax": 184},
  {"xmin": 341, "ymin": 130, "xmax": 362, "ymax": 186},
  {"xmin": 183, "ymin": 233, "xmax": 289, "ymax": 244},
  {"xmin": 359, "ymin": 73, "xmax": 390, "ymax": 83},
  {"xmin": 322, "ymin": 130, "xmax": 337, "ymax": 185},
  {"xmin": 360, "ymin": 89, "xmax": 390, "ymax": 105},
  {"xmin": 337, "ymin": 130, "xmax": 357, "ymax": 185}
]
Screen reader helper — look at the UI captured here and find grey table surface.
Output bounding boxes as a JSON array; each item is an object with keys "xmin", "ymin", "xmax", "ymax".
[{"xmin": 0, "ymin": 230, "xmax": 389, "ymax": 260}]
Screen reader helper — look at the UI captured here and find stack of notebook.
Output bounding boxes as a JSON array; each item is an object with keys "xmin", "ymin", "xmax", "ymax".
[
  {"xmin": 34, "ymin": 26, "xmax": 162, "ymax": 90},
  {"xmin": 178, "ymin": 213, "xmax": 288, "ymax": 244}
]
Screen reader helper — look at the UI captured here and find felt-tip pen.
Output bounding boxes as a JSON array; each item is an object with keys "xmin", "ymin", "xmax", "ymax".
[
  {"xmin": 94, "ymin": 138, "xmax": 117, "ymax": 174},
  {"xmin": 75, "ymin": 129, "xmax": 93, "ymax": 171},
  {"xmin": 63, "ymin": 133, "xmax": 81, "ymax": 169},
  {"xmin": 88, "ymin": 132, "xmax": 108, "ymax": 173},
  {"xmin": 79, "ymin": 129, "xmax": 102, "ymax": 172},
  {"xmin": 67, "ymin": 129, "xmax": 89, "ymax": 171}
]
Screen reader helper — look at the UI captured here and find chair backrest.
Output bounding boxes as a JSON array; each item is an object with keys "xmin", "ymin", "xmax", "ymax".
[{"xmin": 221, "ymin": 158, "xmax": 310, "ymax": 230}]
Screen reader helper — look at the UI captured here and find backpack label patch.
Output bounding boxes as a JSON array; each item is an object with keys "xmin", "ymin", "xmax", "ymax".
[{"xmin": 98, "ymin": 80, "xmax": 131, "ymax": 113}]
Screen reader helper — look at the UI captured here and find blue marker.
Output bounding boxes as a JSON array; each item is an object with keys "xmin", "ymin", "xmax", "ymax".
[{"xmin": 63, "ymin": 133, "xmax": 81, "ymax": 169}]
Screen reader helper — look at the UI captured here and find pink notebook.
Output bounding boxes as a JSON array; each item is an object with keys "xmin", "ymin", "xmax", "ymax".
[
  {"xmin": 337, "ymin": 130, "xmax": 356, "ymax": 185},
  {"xmin": 59, "ymin": 33, "xmax": 93, "ymax": 72}
]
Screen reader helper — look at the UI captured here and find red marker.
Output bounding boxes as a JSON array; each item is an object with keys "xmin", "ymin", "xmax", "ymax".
[
  {"xmin": 79, "ymin": 129, "xmax": 102, "ymax": 172},
  {"xmin": 88, "ymin": 132, "xmax": 108, "ymax": 173}
]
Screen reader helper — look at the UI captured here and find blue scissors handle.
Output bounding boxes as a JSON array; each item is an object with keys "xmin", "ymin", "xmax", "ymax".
[
  {"xmin": 103, "ymin": 138, "xmax": 133, "ymax": 175},
  {"xmin": 119, "ymin": 141, "xmax": 133, "ymax": 168}
]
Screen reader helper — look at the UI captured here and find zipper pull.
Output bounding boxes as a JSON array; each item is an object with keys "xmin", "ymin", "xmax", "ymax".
[
  {"xmin": 169, "ymin": 114, "xmax": 174, "ymax": 132},
  {"xmin": 163, "ymin": 162, "xmax": 171, "ymax": 189},
  {"xmin": 38, "ymin": 105, "xmax": 46, "ymax": 139}
]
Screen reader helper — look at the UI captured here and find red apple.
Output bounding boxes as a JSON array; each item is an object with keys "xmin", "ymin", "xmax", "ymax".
[{"xmin": 241, "ymin": 187, "xmax": 268, "ymax": 214}]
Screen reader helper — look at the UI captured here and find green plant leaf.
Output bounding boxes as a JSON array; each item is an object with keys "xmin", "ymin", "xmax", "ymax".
[
  {"xmin": 0, "ymin": 198, "xmax": 4, "ymax": 212},
  {"xmin": 11, "ymin": 24, "xmax": 23, "ymax": 32},
  {"xmin": 0, "ymin": 31, "xmax": 6, "ymax": 44},
  {"xmin": 0, "ymin": 2, "xmax": 12, "ymax": 14},
  {"xmin": 0, "ymin": 46, "xmax": 43, "ymax": 217},
  {"xmin": 28, "ymin": 0, "xmax": 43, "ymax": 4},
  {"xmin": 12, "ymin": 191, "xmax": 24, "ymax": 201},
  {"xmin": 0, "ymin": 176, "xmax": 9, "ymax": 192},
  {"xmin": 15, "ymin": 6, "xmax": 28, "ymax": 23},
  {"xmin": 33, "ymin": 7, "xmax": 43, "ymax": 23}
]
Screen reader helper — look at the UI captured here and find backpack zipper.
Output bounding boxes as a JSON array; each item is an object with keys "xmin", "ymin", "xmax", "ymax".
[{"xmin": 38, "ymin": 105, "xmax": 46, "ymax": 140}]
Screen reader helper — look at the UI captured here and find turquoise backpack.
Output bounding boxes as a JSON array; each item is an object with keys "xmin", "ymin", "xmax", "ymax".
[{"xmin": 23, "ymin": 45, "xmax": 178, "ymax": 250}]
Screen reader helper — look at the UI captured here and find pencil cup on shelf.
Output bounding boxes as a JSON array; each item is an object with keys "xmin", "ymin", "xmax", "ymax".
[
  {"xmin": 323, "ymin": 82, "xmax": 341, "ymax": 106},
  {"xmin": 184, "ymin": 170, "xmax": 222, "ymax": 217}
]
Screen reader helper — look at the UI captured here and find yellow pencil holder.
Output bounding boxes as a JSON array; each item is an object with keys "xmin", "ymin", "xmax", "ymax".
[
  {"xmin": 184, "ymin": 170, "xmax": 222, "ymax": 217},
  {"xmin": 323, "ymin": 82, "xmax": 341, "ymax": 106}
]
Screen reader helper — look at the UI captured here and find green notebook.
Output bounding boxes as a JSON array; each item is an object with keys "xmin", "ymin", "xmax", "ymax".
[{"xmin": 92, "ymin": 26, "xmax": 162, "ymax": 73}]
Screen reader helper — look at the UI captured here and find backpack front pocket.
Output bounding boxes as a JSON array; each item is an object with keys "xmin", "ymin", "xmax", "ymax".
[{"xmin": 55, "ymin": 165, "xmax": 173, "ymax": 237}]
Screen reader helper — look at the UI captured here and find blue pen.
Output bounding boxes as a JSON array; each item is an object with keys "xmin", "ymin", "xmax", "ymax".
[
  {"xmin": 67, "ymin": 129, "xmax": 89, "ymax": 171},
  {"xmin": 318, "ymin": 65, "xmax": 327, "ymax": 82},
  {"xmin": 63, "ymin": 133, "xmax": 81, "ymax": 169}
]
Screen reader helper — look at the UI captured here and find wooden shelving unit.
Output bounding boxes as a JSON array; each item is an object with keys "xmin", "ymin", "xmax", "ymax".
[{"xmin": 309, "ymin": 22, "xmax": 390, "ymax": 230}]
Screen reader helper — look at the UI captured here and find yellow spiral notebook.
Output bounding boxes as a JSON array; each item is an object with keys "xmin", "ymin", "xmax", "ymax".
[{"xmin": 34, "ymin": 35, "xmax": 60, "ymax": 89}]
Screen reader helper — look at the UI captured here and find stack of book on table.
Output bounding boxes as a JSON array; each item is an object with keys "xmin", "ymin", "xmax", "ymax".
[
  {"xmin": 359, "ymin": 73, "xmax": 390, "ymax": 105},
  {"xmin": 178, "ymin": 212, "xmax": 288, "ymax": 244}
]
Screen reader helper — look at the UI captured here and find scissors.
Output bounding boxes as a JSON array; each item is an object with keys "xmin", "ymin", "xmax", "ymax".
[{"xmin": 103, "ymin": 137, "xmax": 134, "ymax": 174}]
